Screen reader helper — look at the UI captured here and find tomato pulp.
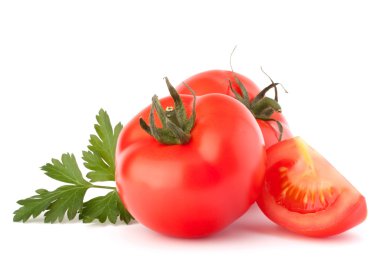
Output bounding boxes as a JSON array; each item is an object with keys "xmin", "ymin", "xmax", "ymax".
[
  {"xmin": 257, "ymin": 137, "xmax": 367, "ymax": 237},
  {"xmin": 176, "ymin": 70, "xmax": 292, "ymax": 148},
  {"xmin": 116, "ymin": 90, "xmax": 266, "ymax": 238}
]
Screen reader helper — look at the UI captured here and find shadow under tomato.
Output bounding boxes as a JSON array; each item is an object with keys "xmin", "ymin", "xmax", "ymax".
[
  {"xmin": 210, "ymin": 204, "xmax": 363, "ymax": 244},
  {"xmin": 102, "ymin": 204, "xmax": 363, "ymax": 246}
]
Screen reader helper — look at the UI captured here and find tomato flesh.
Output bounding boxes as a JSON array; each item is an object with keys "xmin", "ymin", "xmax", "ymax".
[{"xmin": 258, "ymin": 137, "xmax": 367, "ymax": 237}]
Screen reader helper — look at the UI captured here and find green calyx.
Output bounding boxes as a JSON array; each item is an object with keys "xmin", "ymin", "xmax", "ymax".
[
  {"xmin": 139, "ymin": 77, "xmax": 196, "ymax": 145},
  {"xmin": 229, "ymin": 70, "xmax": 286, "ymax": 141}
]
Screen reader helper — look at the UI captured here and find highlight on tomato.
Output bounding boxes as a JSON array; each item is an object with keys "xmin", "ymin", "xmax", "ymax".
[
  {"xmin": 176, "ymin": 70, "xmax": 292, "ymax": 148},
  {"xmin": 257, "ymin": 137, "xmax": 367, "ymax": 237},
  {"xmin": 115, "ymin": 78, "xmax": 266, "ymax": 238}
]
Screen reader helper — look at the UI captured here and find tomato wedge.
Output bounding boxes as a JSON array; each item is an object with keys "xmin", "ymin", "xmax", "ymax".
[{"xmin": 257, "ymin": 137, "xmax": 367, "ymax": 237}]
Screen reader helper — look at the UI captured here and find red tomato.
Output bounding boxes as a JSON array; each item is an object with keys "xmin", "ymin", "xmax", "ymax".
[
  {"xmin": 176, "ymin": 70, "xmax": 262, "ymax": 98},
  {"xmin": 176, "ymin": 70, "xmax": 292, "ymax": 148},
  {"xmin": 116, "ymin": 90, "xmax": 266, "ymax": 238},
  {"xmin": 257, "ymin": 137, "xmax": 367, "ymax": 237}
]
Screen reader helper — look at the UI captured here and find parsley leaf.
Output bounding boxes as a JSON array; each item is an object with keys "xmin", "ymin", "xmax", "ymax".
[
  {"xmin": 82, "ymin": 109, "xmax": 123, "ymax": 182},
  {"xmin": 41, "ymin": 153, "xmax": 89, "ymax": 185},
  {"xmin": 13, "ymin": 109, "xmax": 133, "ymax": 224},
  {"xmin": 14, "ymin": 154, "xmax": 90, "ymax": 223},
  {"xmin": 14, "ymin": 186, "xmax": 88, "ymax": 223},
  {"xmin": 80, "ymin": 190, "xmax": 133, "ymax": 224}
]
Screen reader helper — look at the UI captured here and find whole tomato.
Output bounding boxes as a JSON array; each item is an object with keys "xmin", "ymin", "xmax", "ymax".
[
  {"xmin": 116, "ymin": 78, "xmax": 266, "ymax": 238},
  {"xmin": 176, "ymin": 70, "xmax": 292, "ymax": 148}
]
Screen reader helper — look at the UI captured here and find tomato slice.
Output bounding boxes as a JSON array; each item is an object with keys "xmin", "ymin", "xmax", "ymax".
[{"xmin": 257, "ymin": 137, "xmax": 367, "ymax": 237}]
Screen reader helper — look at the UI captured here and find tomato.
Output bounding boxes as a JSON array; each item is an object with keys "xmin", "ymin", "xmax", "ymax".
[
  {"xmin": 176, "ymin": 70, "xmax": 262, "ymax": 98},
  {"xmin": 116, "ymin": 80, "xmax": 266, "ymax": 238},
  {"xmin": 176, "ymin": 70, "xmax": 292, "ymax": 148},
  {"xmin": 257, "ymin": 137, "xmax": 367, "ymax": 237}
]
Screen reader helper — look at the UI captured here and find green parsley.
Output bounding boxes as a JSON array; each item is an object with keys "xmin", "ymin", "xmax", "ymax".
[{"xmin": 13, "ymin": 109, "xmax": 133, "ymax": 224}]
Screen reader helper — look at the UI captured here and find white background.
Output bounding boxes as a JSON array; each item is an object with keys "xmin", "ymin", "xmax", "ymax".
[{"xmin": 1, "ymin": 1, "xmax": 379, "ymax": 271}]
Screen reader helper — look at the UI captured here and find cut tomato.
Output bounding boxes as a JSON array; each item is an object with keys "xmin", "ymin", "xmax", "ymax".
[{"xmin": 257, "ymin": 137, "xmax": 367, "ymax": 237}]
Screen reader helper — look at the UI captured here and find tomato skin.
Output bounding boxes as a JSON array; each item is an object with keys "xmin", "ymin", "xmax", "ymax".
[
  {"xmin": 116, "ymin": 94, "xmax": 266, "ymax": 238},
  {"xmin": 177, "ymin": 70, "xmax": 261, "ymax": 98},
  {"xmin": 257, "ymin": 137, "xmax": 367, "ymax": 237},
  {"xmin": 176, "ymin": 70, "xmax": 292, "ymax": 148},
  {"xmin": 256, "ymin": 117, "xmax": 291, "ymax": 148}
]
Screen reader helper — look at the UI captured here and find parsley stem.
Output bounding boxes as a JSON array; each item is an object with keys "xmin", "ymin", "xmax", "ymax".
[{"xmin": 91, "ymin": 185, "xmax": 116, "ymax": 190}]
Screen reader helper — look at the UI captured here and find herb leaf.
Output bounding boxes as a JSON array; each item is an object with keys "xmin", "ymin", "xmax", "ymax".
[
  {"xmin": 80, "ymin": 190, "xmax": 133, "ymax": 224},
  {"xmin": 41, "ymin": 153, "xmax": 89, "ymax": 186},
  {"xmin": 13, "ymin": 109, "xmax": 133, "ymax": 224},
  {"xmin": 82, "ymin": 109, "xmax": 123, "ymax": 182},
  {"xmin": 13, "ymin": 185, "xmax": 88, "ymax": 223}
]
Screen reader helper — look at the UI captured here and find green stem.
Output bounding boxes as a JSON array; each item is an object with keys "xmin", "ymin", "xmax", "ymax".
[
  {"xmin": 165, "ymin": 107, "xmax": 180, "ymax": 127},
  {"xmin": 91, "ymin": 185, "xmax": 116, "ymax": 190},
  {"xmin": 139, "ymin": 77, "xmax": 197, "ymax": 145},
  {"xmin": 230, "ymin": 73, "xmax": 285, "ymax": 142}
]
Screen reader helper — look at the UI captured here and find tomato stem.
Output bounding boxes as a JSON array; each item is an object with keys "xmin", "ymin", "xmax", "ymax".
[
  {"xmin": 139, "ymin": 77, "xmax": 197, "ymax": 145},
  {"xmin": 165, "ymin": 107, "xmax": 180, "ymax": 127},
  {"xmin": 230, "ymin": 71, "xmax": 286, "ymax": 142}
]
